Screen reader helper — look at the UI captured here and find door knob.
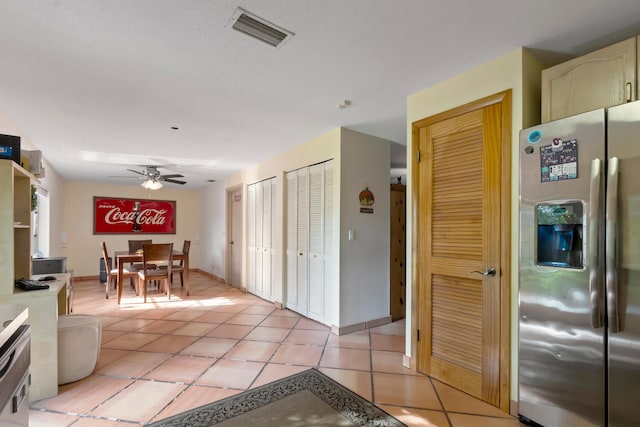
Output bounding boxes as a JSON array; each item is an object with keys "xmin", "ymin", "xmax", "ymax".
[{"xmin": 472, "ymin": 267, "xmax": 496, "ymax": 277}]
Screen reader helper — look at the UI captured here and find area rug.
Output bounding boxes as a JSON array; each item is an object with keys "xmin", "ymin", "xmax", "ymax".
[{"xmin": 146, "ymin": 368, "xmax": 406, "ymax": 426}]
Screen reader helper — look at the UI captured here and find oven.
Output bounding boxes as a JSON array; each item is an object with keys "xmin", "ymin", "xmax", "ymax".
[{"xmin": 0, "ymin": 325, "xmax": 30, "ymax": 427}]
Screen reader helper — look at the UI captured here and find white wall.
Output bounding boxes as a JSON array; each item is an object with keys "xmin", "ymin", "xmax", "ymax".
[
  {"xmin": 198, "ymin": 180, "xmax": 227, "ymax": 278},
  {"xmin": 406, "ymin": 47, "xmax": 544, "ymax": 402},
  {"xmin": 62, "ymin": 181, "xmax": 200, "ymax": 277},
  {"xmin": 339, "ymin": 128, "xmax": 391, "ymax": 326}
]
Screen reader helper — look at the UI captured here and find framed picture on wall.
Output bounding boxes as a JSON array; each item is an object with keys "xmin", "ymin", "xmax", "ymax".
[{"xmin": 93, "ymin": 196, "xmax": 176, "ymax": 234}]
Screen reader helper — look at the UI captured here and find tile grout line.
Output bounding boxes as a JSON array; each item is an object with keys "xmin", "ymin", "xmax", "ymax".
[{"xmin": 427, "ymin": 375, "xmax": 454, "ymax": 427}]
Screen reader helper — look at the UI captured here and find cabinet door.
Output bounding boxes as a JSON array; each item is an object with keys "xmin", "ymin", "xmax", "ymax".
[{"xmin": 541, "ymin": 37, "xmax": 636, "ymax": 122}]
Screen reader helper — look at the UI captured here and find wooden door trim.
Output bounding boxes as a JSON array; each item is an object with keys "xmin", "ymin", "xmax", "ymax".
[{"xmin": 410, "ymin": 90, "xmax": 512, "ymax": 412}]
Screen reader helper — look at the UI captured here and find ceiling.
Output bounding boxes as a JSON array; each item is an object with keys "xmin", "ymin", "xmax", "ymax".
[{"xmin": 1, "ymin": 1, "xmax": 640, "ymax": 189}]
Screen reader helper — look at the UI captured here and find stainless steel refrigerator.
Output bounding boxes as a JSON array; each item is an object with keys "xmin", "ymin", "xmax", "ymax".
[{"xmin": 518, "ymin": 101, "xmax": 640, "ymax": 427}]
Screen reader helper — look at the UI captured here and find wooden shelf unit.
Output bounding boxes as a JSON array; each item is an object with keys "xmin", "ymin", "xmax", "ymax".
[{"xmin": 0, "ymin": 159, "xmax": 38, "ymax": 295}]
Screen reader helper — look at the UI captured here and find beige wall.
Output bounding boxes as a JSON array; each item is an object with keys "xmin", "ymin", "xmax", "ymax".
[
  {"xmin": 339, "ymin": 128, "xmax": 391, "ymax": 326},
  {"xmin": 62, "ymin": 181, "xmax": 200, "ymax": 277},
  {"xmin": 406, "ymin": 47, "xmax": 544, "ymax": 402}
]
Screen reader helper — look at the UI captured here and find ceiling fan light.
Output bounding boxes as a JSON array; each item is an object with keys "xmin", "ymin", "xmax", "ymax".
[{"xmin": 141, "ymin": 179, "xmax": 163, "ymax": 190}]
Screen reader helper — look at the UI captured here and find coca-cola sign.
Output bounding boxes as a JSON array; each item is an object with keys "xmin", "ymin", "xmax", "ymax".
[{"xmin": 93, "ymin": 197, "xmax": 176, "ymax": 234}]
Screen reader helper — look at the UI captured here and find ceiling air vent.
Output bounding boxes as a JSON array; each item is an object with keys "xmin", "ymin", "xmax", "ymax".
[{"xmin": 229, "ymin": 8, "xmax": 294, "ymax": 48}]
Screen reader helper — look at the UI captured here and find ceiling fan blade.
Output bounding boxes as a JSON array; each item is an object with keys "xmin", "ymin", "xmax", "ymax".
[
  {"xmin": 161, "ymin": 178, "xmax": 187, "ymax": 185},
  {"xmin": 160, "ymin": 174, "xmax": 184, "ymax": 179},
  {"xmin": 126, "ymin": 168, "xmax": 145, "ymax": 175}
]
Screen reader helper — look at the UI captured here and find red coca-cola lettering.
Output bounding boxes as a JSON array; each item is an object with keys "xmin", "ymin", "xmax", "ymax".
[
  {"xmin": 104, "ymin": 207, "xmax": 137, "ymax": 224},
  {"xmin": 137, "ymin": 209, "xmax": 167, "ymax": 225}
]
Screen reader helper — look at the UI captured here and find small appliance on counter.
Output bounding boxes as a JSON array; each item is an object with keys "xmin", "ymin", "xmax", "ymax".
[{"xmin": 31, "ymin": 257, "xmax": 67, "ymax": 275}]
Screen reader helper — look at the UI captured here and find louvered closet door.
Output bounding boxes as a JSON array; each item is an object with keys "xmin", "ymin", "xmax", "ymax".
[
  {"xmin": 260, "ymin": 179, "xmax": 274, "ymax": 300},
  {"xmin": 247, "ymin": 184, "xmax": 257, "ymax": 294},
  {"xmin": 286, "ymin": 171, "xmax": 300, "ymax": 311},
  {"xmin": 255, "ymin": 182, "xmax": 264, "ymax": 297},
  {"xmin": 285, "ymin": 161, "xmax": 333, "ymax": 322},
  {"xmin": 322, "ymin": 161, "xmax": 334, "ymax": 322},
  {"xmin": 307, "ymin": 163, "xmax": 325, "ymax": 321},
  {"xmin": 295, "ymin": 168, "xmax": 309, "ymax": 315}
]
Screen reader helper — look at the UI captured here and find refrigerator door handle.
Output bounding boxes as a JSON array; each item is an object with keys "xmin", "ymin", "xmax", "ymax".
[
  {"xmin": 606, "ymin": 156, "xmax": 620, "ymax": 333},
  {"xmin": 589, "ymin": 158, "xmax": 603, "ymax": 328}
]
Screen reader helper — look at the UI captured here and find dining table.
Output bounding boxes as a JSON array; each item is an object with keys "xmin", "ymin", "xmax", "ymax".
[{"xmin": 114, "ymin": 249, "xmax": 189, "ymax": 304}]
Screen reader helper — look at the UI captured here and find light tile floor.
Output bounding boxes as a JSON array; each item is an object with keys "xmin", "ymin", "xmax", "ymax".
[{"xmin": 29, "ymin": 272, "xmax": 524, "ymax": 426}]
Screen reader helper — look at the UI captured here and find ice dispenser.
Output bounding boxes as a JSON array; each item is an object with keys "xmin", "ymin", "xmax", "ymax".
[{"xmin": 536, "ymin": 201, "xmax": 584, "ymax": 268}]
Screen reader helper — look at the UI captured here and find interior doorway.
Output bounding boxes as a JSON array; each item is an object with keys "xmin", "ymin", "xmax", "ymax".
[{"xmin": 226, "ymin": 186, "xmax": 243, "ymax": 288}]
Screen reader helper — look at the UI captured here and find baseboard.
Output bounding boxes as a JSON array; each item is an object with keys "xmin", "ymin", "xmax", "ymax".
[
  {"xmin": 510, "ymin": 400, "xmax": 518, "ymax": 418},
  {"xmin": 331, "ymin": 322, "xmax": 366, "ymax": 336},
  {"xmin": 273, "ymin": 301, "xmax": 283, "ymax": 310},
  {"xmin": 402, "ymin": 354, "xmax": 411, "ymax": 369},
  {"xmin": 75, "ymin": 275, "xmax": 100, "ymax": 282},
  {"xmin": 192, "ymin": 269, "xmax": 226, "ymax": 283},
  {"xmin": 366, "ymin": 315, "xmax": 392, "ymax": 329},
  {"xmin": 331, "ymin": 315, "xmax": 393, "ymax": 336}
]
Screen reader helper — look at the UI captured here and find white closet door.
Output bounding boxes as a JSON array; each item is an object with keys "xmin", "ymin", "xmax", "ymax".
[
  {"xmin": 307, "ymin": 163, "xmax": 325, "ymax": 321},
  {"xmin": 260, "ymin": 179, "xmax": 273, "ymax": 300},
  {"xmin": 286, "ymin": 171, "xmax": 299, "ymax": 310},
  {"xmin": 285, "ymin": 161, "xmax": 333, "ymax": 322},
  {"xmin": 296, "ymin": 168, "xmax": 309, "ymax": 315},
  {"xmin": 271, "ymin": 179, "xmax": 277, "ymax": 299},
  {"xmin": 322, "ymin": 161, "xmax": 334, "ymax": 322},
  {"xmin": 255, "ymin": 182, "xmax": 264, "ymax": 297},
  {"xmin": 247, "ymin": 183, "xmax": 257, "ymax": 294}
]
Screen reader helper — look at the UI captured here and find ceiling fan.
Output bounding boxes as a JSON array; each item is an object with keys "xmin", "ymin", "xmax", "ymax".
[{"xmin": 113, "ymin": 165, "xmax": 187, "ymax": 189}]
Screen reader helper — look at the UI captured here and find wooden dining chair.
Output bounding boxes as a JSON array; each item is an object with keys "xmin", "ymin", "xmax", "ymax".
[
  {"xmin": 128, "ymin": 239, "xmax": 156, "ymax": 287},
  {"xmin": 159, "ymin": 240, "xmax": 190, "ymax": 289},
  {"xmin": 101, "ymin": 241, "xmax": 138, "ymax": 299},
  {"xmin": 128, "ymin": 239, "xmax": 152, "ymax": 252},
  {"xmin": 137, "ymin": 243, "xmax": 173, "ymax": 303},
  {"xmin": 128, "ymin": 239, "xmax": 153, "ymax": 267}
]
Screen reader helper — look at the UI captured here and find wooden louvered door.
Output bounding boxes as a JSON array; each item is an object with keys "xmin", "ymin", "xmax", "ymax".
[{"xmin": 414, "ymin": 91, "xmax": 511, "ymax": 411}]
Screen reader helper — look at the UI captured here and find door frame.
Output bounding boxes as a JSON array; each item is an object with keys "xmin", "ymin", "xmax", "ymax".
[
  {"xmin": 226, "ymin": 184, "xmax": 243, "ymax": 289},
  {"xmin": 410, "ymin": 90, "xmax": 512, "ymax": 412}
]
